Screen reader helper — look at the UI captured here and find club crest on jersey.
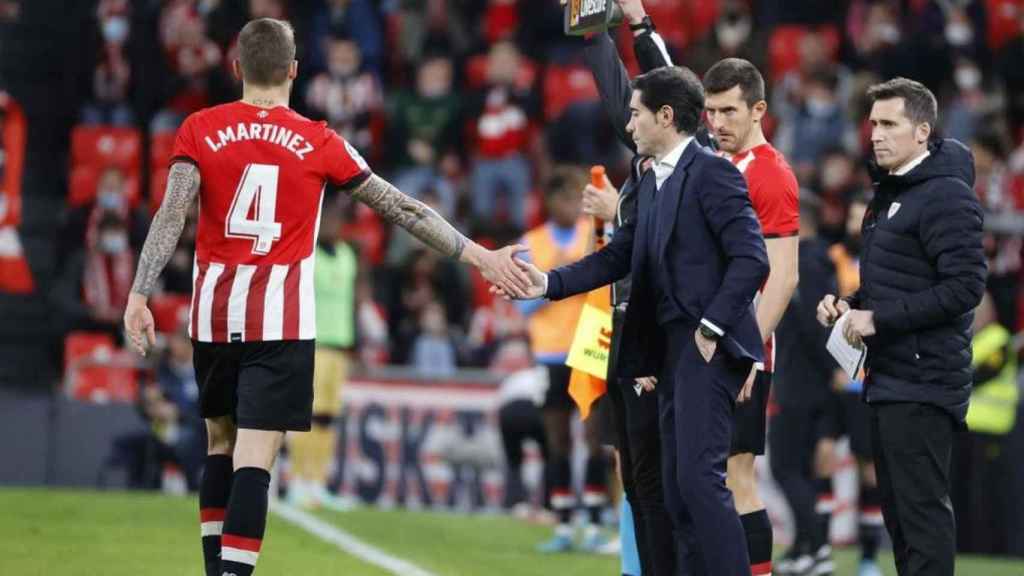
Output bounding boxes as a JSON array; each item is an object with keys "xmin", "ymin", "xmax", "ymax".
[
  {"xmin": 888, "ymin": 202, "xmax": 901, "ymax": 219},
  {"xmin": 257, "ymin": 110, "xmax": 269, "ymax": 119}
]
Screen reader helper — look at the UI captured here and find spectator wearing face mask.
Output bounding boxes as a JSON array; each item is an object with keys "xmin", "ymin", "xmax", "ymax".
[
  {"xmin": 82, "ymin": 0, "xmax": 134, "ymax": 125},
  {"xmin": 942, "ymin": 57, "xmax": 997, "ymax": 143},
  {"xmin": 55, "ymin": 209, "xmax": 135, "ymax": 338},
  {"xmin": 683, "ymin": 0, "xmax": 767, "ymax": 77},
  {"xmin": 775, "ymin": 66, "xmax": 858, "ymax": 184}
]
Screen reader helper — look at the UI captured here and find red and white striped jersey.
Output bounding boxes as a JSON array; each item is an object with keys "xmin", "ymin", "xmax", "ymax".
[
  {"xmin": 171, "ymin": 101, "xmax": 371, "ymax": 343},
  {"xmin": 725, "ymin": 143, "xmax": 799, "ymax": 373}
]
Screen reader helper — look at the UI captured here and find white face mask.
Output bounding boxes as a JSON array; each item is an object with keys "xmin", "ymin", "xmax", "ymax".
[
  {"xmin": 876, "ymin": 23, "xmax": 901, "ymax": 44},
  {"xmin": 102, "ymin": 16, "xmax": 129, "ymax": 44},
  {"xmin": 99, "ymin": 232, "xmax": 128, "ymax": 254},
  {"xmin": 716, "ymin": 18, "xmax": 751, "ymax": 50},
  {"xmin": 955, "ymin": 66, "xmax": 981, "ymax": 91},
  {"xmin": 98, "ymin": 190, "xmax": 124, "ymax": 211},
  {"xmin": 945, "ymin": 22, "xmax": 973, "ymax": 46}
]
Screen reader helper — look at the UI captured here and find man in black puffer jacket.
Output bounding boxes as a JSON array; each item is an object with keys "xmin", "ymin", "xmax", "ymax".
[{"xmin": 817, "ymin": 78, "xmax": 986, "ymax": 576}]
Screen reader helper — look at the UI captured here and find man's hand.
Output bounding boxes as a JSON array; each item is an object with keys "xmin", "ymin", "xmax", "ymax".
[
  {"xmin": 816, "ymin": 294, "xmax": 850, "ymax": 327},
  {"xmin": 636, "ymin": 376, "xmax": 657, "ymax": 393},
  {"xmin": 489, "ymin": 259, "xmax": 547, "ymax": 300},
  {"xmin": 582, "ymin": 181, "xmax": 619, "ymax": 222},
  {"xmin": 737, "ymin": 365, "xmax": 757, "ymax": 402},
  {"xmin": 466, "ymin": 243, "xmax": 533, "ymax": 298},
  {"xmin": 695, "ymin": 328, "xmax": 717, "ymax": 363},
  {"xmin": 842, "ymin": 309, "xmax": 875, "ymax": 347},
  {"xmin": 124, "ymin": 292, "xmax": 157, "ymax": 357},
  {"xmin": 615, "ymin": 0, "xmax": 647, "ymax": 26}
]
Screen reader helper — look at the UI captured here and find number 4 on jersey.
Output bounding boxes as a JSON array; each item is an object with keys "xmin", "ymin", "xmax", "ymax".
[{"xmin": 226, "ymin": 163, "xmax": 282, "ymax": 255}]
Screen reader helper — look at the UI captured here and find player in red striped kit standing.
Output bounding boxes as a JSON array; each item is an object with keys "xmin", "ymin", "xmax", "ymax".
[
  {"xmin": 123, "ymin": 18, "xmax": 531, "ymax": 576},
  {"xmin": 701, "ymin": 59, "xmax": 800, "ymax": 576}
]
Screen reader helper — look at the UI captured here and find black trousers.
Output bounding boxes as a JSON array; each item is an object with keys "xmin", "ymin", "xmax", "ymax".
[
  {"xmin": 769, "ymin": 403, "xmax": 825, "ymax": 552},
  {"xmin": 871, "ymin": 402, "xmax": 956, "ymax": 576},
  {"xmin": 607, "ymin": 309, "xmax": 677, "ymax": 576}
]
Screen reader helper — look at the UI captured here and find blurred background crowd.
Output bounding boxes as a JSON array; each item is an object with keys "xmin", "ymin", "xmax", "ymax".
[{"xmin": 1, "ymin": 0, "xmax": 1024, "ymax": 557}]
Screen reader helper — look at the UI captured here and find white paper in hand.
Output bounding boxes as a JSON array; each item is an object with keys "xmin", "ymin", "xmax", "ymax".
[{"xmin": 827, "ymin": 312, "xmax": 868, "ymax": 381}]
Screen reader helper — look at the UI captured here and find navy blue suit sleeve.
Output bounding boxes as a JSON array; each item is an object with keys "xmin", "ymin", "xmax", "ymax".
[
  {"xmin": 699, "ymin": 157, "xmax": 770, "ymax": 333},
  {"xmin": 870, "ymin": 179, "xmax": 987, "ymax": 334},
  {"xmin": 546, "ymin": 214, "xmax": 635, "ymax": 300}
]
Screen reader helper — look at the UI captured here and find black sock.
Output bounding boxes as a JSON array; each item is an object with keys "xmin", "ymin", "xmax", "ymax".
[
  {"xmin": 221, "ymin": 467, "xmax": 271, "ymax": 576},
  {"xmin": 741, "ymin": 509, "xmax": 773, "ymax": 574},
  {"xmin": 199, "ymin": 455, "xmax": 233, "ymax": 576},
  {"xmin": 583, "ymin": 453, "xmax": 608, "ymax": 527},
  {"xmin": 814, "ymin": 478, "xmax": 834, "ymax": 551},
  {"xmin": 859, "ymin": 484, "xmax": 883, "ymax": 561},
  {"xmin": 548, "ymin": 457, "xmax": 573, "ymax": 534}
]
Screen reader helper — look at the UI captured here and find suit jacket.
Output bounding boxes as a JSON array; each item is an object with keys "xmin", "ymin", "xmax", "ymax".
[{"xmin": 546, "ymin": 141, "xmax": 769, "ymax": 380}]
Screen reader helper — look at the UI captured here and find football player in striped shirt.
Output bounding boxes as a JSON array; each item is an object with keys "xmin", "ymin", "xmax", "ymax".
[{"xmin": 123, "ymin": 18, "xmax": 531, "ymax": 576}]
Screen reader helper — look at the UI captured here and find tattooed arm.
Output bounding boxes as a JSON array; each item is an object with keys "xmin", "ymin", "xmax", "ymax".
[
  {"xmin": 348, "ymin": 174, "xmax": 533, "ymax": 296},
  {"xmin": 124, "ymin": 162, "xmax": 199, "ymax": 355}
]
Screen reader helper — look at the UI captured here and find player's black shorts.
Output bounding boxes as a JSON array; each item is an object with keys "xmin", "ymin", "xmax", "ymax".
[
  {"xmin": 837, "ymin": 391, "xmax": 873, "ymax": 458},
  {"xmin": 542, "ymin": 363, "xmax": 574, "ymax": 411},
  {"xmin": 730, "ymin": 370, "xmax": 772, "ymax": 455},
  {"xmin": 817, "ymin": 391, "xmax": 872, "ymax": 458},
  {"xmin": 192, "ymin": 339, "xmax": 315, "ymax": 432}
]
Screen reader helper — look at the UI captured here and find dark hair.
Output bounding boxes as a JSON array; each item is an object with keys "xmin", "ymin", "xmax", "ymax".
[
  {"xmin": 807, "ymin": 65, "xmax": 839, "ymax": 92},
  {"xmin": 631, "ymin": 66, "xmax": 705, "ymax": 134},
  {"xmin": 545, "ymin": 165, "xmax": 587, "ymax": 200},
  {"xmin": 237, "ymin": 18, "xmax": 296, "ymax": 87},
  {"xmin": 866, "ymin": 77, "xmax": 938, "ymax": 129},
  {"xmin": 703, "ymin": 58, "xmax": 765, "ymax": 107}
]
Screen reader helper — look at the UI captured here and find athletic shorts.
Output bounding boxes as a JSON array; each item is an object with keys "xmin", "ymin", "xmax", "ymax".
[
  {"xmin": 192, "ymin": 339, "xmax": 314, "ymax": 432},
  {"xmin": 836, "ymin": 391, "xmax": 873, "ymax": 458},
  {"xmin": 312, "ymin": 347, "xmax": 349, "ymax": 417},
  {"xmin": 730, "ymin": 370, "xmax": 772, "ymax": 455},
  {"xmin": 542, "ymin": 363, "xmax": 574, "ymax": 411}
]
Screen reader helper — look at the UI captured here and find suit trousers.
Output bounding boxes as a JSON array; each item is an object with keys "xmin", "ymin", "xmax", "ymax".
[
  {"xmin": 607, "ymin": 309, "xmax": 677, "ymax": 576},
  {"xmin": 871, "ymin": 401, "xmax": 956, "ymax": 576},
  {"xmin": 658, "ymin": 320, "xmax": 751, "ymax": 576}
]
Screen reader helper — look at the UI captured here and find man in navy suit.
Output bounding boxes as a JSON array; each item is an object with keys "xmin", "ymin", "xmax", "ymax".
[{"xmin": 498, "ymin": 66, "xmax": 769, "ymax": 575}]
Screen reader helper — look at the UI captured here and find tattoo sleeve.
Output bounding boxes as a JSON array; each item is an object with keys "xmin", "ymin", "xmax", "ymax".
[
  {"xmin": 349, "ymin": 174, "xmax": 468, "ymax": 259},
  {"xmin": 130, "ymin": 162, "xmax": 200, "ymax": 296}
]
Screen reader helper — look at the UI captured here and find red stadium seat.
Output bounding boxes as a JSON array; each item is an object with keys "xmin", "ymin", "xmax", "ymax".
[
  {"xmin": 986, "ymin": 0, "xmax": 1024, "ymax": 52},
  {"xmin": 64, "ymin": 331, "xmax": 138, "ymax": 403},
  {"xmin": 70, "ymin": 125, "xmax": 142, "ymax": 174},
  {"xmin": 543, "ymin": 64, "xmax": 599, "ymax": 122},
  {"xmin": 150, "ymin": 131, "xmax": 177, "ymax": 169},
  {"xmin": 768, "ymin": 25, "xmax": 840, "ymax": 81},
  {"xmin": 68, "ymin": 165, "xmax": 141, "ymax": 208},
  {"xmin": 149, "ymin": 293, "xmax": 191, "ymax": 334},
  {"xmin": 341, "ymin": 204, "xmax": 387, "ymax": 266}
]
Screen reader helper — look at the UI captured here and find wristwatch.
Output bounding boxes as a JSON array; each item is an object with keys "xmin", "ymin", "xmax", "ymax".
[
  {"xmin": 699, "ymin": 324, "xmax": 720, "ymax": 341},
  {"xmin": 629, "ymin": 15, "xmax": 655, "ymax": 32}
]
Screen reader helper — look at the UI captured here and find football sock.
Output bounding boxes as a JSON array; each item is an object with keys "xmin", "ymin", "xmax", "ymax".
[
  {"xmin": 549, "ymin": 456, "xmax": 574, "ymax": 536},
  {"xmin": 221, "ymin": 467, "xmax": 270, "ymax": 576},
  {"xmin": 199, "ymin": 455, "xmax": 233, "ymax": 576},
  {"xmin": 814, "ymin": 478, "xmax": 834, "ymax": 549},
  {"xmin": 583, "ymin": 453, "xmax": 609, "ymax": 527},
  {"xmin": 741, "ymin": 509, "xmax": 773, "ymax": 575},
  {"xmin": 859, "ymin": 484, "xmax": 884, "ymax": 561}
]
